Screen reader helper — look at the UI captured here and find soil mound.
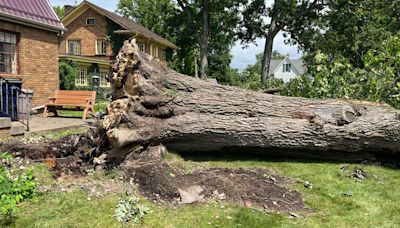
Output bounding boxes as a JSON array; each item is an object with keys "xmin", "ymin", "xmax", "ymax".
[{"xmin": 1, "ymin": 136, "xmax": 306, "ymax": 212}]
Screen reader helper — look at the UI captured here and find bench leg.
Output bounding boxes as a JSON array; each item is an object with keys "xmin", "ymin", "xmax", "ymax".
[
  {"xmin": 82, "ymin": 108, "xmax": 88, "ymax": 121},
  {"xmin": 43, "ymin": 106, "xmax": 48, "ymax": 118}
]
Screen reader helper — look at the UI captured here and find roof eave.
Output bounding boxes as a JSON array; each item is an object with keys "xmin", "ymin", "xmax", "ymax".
[
  {"xmin": 59, "ymin": 54, "xmax": 111, "ymax": 66},
  {"xmin": 0, "ymin": 13, "xmax": 66, "ymax": 33},
  {"xmin": 63, "ymin": 1, "xmax": 180, "ymax": 51}
]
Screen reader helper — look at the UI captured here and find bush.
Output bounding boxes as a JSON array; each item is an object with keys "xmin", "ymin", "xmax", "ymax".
[
  {"xmin": 0, "ymin": 153, "xmax": 36, "ymax": 218},
  {"xmin": 114, "ymin": 196, "xmax": 151, "ymax": 224},
  {"xmin": 59, "ymin": 60, "xmax": 79, "ymax": 90}
]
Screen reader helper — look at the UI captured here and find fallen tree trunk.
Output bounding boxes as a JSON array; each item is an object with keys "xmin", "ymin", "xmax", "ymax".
[{"xmin": 101, "ymin": 38, "xmax": 400, "ymax": 162}]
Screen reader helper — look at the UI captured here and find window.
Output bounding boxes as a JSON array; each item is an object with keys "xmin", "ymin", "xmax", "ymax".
[
  {"xmin": 151, "ymin": 44, "xmax": 158, "ymax": 58},
  {"xmin": 138, "ymin": 42, "xmax": 146, "ymax": 53},
  {"xmin": 99, "ymin": 69, "xmax": 110, "ymax": 87},
  {"xmin": 86, "ymin": 18, "xmax": 95, "ymax": 25},
  {"xmin": 160, "ymin": 49, "xmax": 166, "ymax": 61},
  {"xmin": 283, "ymin": 63, "xmax": 291, "ymax": 73},
  {"xmin": 67, "ymin": 40, "xmax": 81, "ymax": 55},
  {"xmin": 0, "ymin": 31, "xmax": 18, "ymax": 74},
  {"xmin": 75, "ymin": 67, "xmax": 87, "ymax": 86},
  {"xmin": 96, "ymin": 39, "xmax": 107, "ymax": 55}
]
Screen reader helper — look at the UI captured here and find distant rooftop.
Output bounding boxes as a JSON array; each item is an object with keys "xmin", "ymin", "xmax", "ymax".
[{"xmin": 0, "ymin": 0, "xmax": 65, "ymax": 32}]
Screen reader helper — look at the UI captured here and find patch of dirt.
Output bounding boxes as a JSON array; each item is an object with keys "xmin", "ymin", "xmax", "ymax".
[
  {"xmin": 122, "ymin": 146, "xmax": 306, "ymax": 212},
  {"xmin": 1, "ymin": 136, "xmax": 307, "ymax": 213},
  {"xmin": 0, "ymin": 133, "xmax": 103, "ymax": 177}
]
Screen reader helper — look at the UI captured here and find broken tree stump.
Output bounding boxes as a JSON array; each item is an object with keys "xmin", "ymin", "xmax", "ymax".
[{"xmin": 100, "ymin": 38, "xmax": 400, "ymax": 162}]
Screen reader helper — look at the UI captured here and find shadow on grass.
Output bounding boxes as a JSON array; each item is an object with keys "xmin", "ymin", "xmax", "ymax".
[
  {"xmin": 0, "ymin": 214, "xmax": 16, "ymax": 227},
  {"xmin": 173, "ymin": 149, "xmax": 400, "ymax": 169}
]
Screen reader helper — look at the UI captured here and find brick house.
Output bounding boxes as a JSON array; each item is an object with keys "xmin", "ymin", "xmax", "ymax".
[
  {"xmin": 59, "ymin": 1, "xmax": 179, "ymax": 89},
  {"xmin": 0, "ymin": 0, "xmax": 65, "ymax": 107}
]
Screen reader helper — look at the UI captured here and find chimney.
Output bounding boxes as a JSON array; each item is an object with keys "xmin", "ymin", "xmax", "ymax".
[{"xmin": 64, "ymin": 5, "xmax": 75, "ymax": 16}]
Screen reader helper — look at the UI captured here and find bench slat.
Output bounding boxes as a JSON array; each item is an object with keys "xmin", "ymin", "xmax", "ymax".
[{"xmin": 44, "ymin": 90, "xmax": 97, "ymax": 120}]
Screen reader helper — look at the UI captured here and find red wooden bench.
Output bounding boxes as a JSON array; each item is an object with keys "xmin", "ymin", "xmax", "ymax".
[{"xmin": 43, "ymin": 90, "xmax": 96, "ymax": 120}]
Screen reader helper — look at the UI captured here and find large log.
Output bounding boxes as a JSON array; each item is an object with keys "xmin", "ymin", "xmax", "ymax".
[{"xmin": 101, "ymin": 38, "xmax": 400, "ymax": 162}]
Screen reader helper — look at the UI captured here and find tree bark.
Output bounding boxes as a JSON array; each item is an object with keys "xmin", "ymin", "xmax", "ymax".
[
  {"xmin": 104, "ymin": 39, "xmax": 400, "ymax": 162},
  {"xmin": 261, "ymin": 19, "xmax": 282, "ymax": 82},
  {"xmin": 176, "ymin": 0, "xmax": 209, "ymax": 80},
  {"xmin": 200, "ymin": 0, "xmax": 209, "ymax": 80}
]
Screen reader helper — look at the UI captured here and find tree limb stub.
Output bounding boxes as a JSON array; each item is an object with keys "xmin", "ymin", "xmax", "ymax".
[{"xmin": 103, "ymin": 38, "xmax": 400, "ymax": 161}]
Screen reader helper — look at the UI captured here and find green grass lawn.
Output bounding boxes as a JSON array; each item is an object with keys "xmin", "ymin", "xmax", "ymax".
[
  {"xmin": 56, "ymin": 102, "xmax": 108, "ymax": 118},
  {"xmin": 3, "ymin": 152, "xmax": 400, "ymax": 227}
]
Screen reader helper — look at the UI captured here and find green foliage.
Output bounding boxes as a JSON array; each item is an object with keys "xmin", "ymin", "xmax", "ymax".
[
  {"xmin": 114, "ymin": 196, "xmax": 151, "ymax": 224},
  {"xmin": 281, "ymin": 35, "xmax": 400, "ymax": 108},
  {"xmin": 116, "ymin": 0, "xmax": 240, "ymax": 79},
  {"xmin": 117, "ymin": 0, "xmax": 176, "ymax": 39},
  {"xmin": 364, "ymin": 35, "xmax": 400, "ymax": 107},
  {"xmin": 106, "ymin": 18, "xmax": 131, "ymax": 55},
  {"xmin": 52, "ymin": 6, "xmax": 64, "ymax": 19},
  {"xmin": 59, "ymin": 60, "xmax": 79, "ymax": 90},
  {"xmin": 233, "ymin": 52, "xmax": 285, "ymax": 90},
  {"xmin": 0, "ymin": 153, "xmax": 36, "ymax": 218},
  {"xmin": 301, "ymin": 0, "xmax": 400, "ymax": 68}
]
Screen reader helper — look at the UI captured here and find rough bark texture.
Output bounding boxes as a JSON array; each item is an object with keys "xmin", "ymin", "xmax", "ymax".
[
  {"xmin": 261, "ymin": 19, "xmax": 278, "ymax": 82},
  {"xmin": 103, "ymin": 38, "xmax": 400, "ymax": 162},
  {"xmin": 200, "ymin": 0, "xmax": 209, "ymax": 80}
]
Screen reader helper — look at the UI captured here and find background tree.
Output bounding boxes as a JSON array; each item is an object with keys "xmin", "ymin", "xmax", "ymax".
[
  {"xmin": 299, "ymin": 0, "xmax": 400, "ymax": 68},
  {"xmin": 53, "ymin": 5, "xmax": 65, "ymax": 19},
  {"xmin": 116, "ymin": 0, "xmax": 240, "ymax": 82},
  {"xmin": 59, "ymin": 60, "xmax": 79, "ymax": 90},
  {"xmin": 117, "ymin": 0, "xmax": 175, "ymax": 39},
  {"xmin": 238, "ymin": 0, "xmax": 327, "ymax": 82},
  {"xmin": 272, "ymin": 50, "xmax": 286, "ymax": 59}
]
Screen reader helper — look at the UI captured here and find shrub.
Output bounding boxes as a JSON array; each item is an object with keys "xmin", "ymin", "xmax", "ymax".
[
  {"xmin": 59, "ymin": 60, "xmax": 79, "ymax": 90},
  {"xmin": 0, "ymin": 153, "xmax": 36, "ymax": 218},
  {"xmin": 114, "ymin": 196, "xmax": 151, "ymax": 224}
]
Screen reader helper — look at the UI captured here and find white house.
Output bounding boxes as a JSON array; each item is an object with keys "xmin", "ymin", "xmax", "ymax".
[{"xmin": 269, "ymin": 57, "xmax": 304, "ymax": 82}]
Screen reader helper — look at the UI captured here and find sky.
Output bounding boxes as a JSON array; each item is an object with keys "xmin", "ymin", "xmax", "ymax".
[{"xmin": 50, "ymin": 0, "xmax": 302, "ymax": 70}]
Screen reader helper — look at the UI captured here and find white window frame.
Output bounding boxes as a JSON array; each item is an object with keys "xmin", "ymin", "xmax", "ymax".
[
  {"xmin": 283, "ymin": 63, "xmax": 291, "ymax": 73},
  {"xmin": 160, "ymin": 49, "xmax": 166, "ymax": 61},
  {"xmin": 99, "ymin": 69, "xmax": 110, "ymax": 87},
  {"xmin": 75, "ymin": 67, "xmax": 88, "ymax": 86},
  {"xmin": 86, "ymin": 17, "xmax": 96, "ymax": 25},
  {"xmin": 0, "ymin": 31, "xmax": 18, "ymax": 74},
  {"xmin": 138, "ymin": 42, "xmax": 146, "ymax": 53},
  {"xmin": 67, "ymin": 39, "xmax": 81, "ymax": 55},
  {"xmin": 96, "ymin": 38, "xmax": 107, "ymax": 55},
  {"xmin": 151, "ymin": 44, "xmax": 158, "ymax": 58}
]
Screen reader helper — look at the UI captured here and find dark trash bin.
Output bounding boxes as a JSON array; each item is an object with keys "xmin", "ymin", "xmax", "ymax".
[
  {"xmin": 18, "ymin": 89, "xmax": 33, "ymax": 130},
  {"xmin": 0, "ymin": 78, "xmax": 22, "ymax": 120}
]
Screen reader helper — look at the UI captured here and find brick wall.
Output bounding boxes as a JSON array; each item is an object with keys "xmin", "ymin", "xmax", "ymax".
[
  {"xmin": 0, "ymin": 20, "xmax": 60, "ymax": 107},
  {"xmin": 59, "ymin": 8, "xmax": 113, "ymax": 57}
]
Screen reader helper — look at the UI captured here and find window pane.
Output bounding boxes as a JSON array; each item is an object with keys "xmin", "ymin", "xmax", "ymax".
[
  {"xmin": 0, "ymin": 32, "xmax": 4, "ymax": 42},
  {"xmin": 4, "ymin": 33, "xmax": 10, "ymax": 43},
  {"xmin": 86, "ymin": 18, "xmax": 95, "ymax": 25},
  {"xmin": 5, "ymin": 54, "xmax": 11, "ymax": 73},
  {"xmin": 4, "ymin": 44, "xmax": 9, "ymax": 52},
  {"xmin": 11, "ymin": 34, "xmax": 16, "ymax": 44},
  {"xmin": 0, "ymin": 53, "xmax": 4, "ymax": 63},
  {"xmin": 0, "ymin": 44, "xmax": 3, "ymax": 52},
  {"xmin": 0, "ymin": 64, "xmax": 5, "ymax": 72}
]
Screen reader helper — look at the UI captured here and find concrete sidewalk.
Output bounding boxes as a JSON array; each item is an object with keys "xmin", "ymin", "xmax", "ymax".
[{"xmin": 28, "ymin": 115, "xmax": 94, "ymax": 133}]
